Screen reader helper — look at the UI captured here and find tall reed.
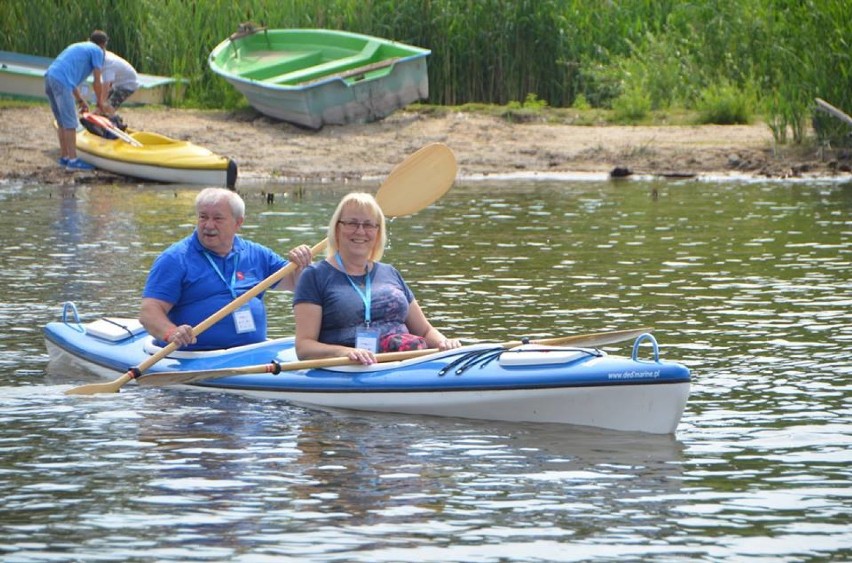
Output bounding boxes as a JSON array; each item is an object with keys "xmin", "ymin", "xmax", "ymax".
[{"xmin": 1, "ymin": 0, "xmax": 849, "ymax": 144}]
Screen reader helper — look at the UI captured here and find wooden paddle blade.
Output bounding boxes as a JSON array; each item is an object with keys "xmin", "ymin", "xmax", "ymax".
[
  {"xmin": 531, "ymin": 327, "xmax": 652, "ymax": 348},
  {"xmin": 375, "ymin": 143, "xmax": 456, "ymax": 217},
  {"xmin": 496, "ymin": 327, "xmax": 651, "ymax": 350},
  {"xmin": 64, "ymin": 372, "xmax": 133, "ymax": 395}
]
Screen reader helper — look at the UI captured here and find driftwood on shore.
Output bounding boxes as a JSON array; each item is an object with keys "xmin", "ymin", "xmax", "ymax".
[
  {"xmin": 609, "ymin": 166, "xmax": 696, "ymax": 179},
  {"xmin": 815, "ymin": 98, "xmax": 852, "ymax": 127}
]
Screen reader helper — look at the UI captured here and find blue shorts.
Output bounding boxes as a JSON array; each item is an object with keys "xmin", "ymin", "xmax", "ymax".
[{"xmin": 45, "ymin": 75, "xmax": 78, "ymax": 129}]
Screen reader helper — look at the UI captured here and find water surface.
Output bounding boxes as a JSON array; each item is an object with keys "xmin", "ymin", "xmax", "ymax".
[{"xmin": 0, "ymin": 178, "xmax": 849, "ymax": 561}]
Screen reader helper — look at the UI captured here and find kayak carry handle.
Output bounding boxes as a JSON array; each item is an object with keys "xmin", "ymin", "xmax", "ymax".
[
  {"xmin": 61, "ymin": 301, "xmax": 85, "ymax": 334},
  {"xmin": 631, "ymin": 333, "xmax": 660, "ymax": 362}
]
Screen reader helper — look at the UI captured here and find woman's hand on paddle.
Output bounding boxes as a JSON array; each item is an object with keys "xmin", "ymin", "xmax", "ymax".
[
  {"xmin": 347, "ymin": 348, "xmax": 376, "ymax": 365},
  {"xmin": 438, "ymin": 338, "xmax": 462, "ymax": 351}
]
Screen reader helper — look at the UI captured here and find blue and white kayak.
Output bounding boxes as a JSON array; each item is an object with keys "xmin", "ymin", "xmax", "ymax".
[{"xmin": 44, "ymin": 303, "xmax": 691, "ymax": 434}]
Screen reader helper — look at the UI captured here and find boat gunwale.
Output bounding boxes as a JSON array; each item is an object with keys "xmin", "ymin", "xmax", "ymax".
[
  {"xmin": 208, "ymin": 28, "xmax": 430, "ymax": 91},
  {"xmin": 76, "ymin": 146, "xmax": 232, "ymax": 171},
  {"xmin": 211, "ymin": 52, "xmax": 429, "ymax": 92},
  {"xmin": 192, "ymin": 377, "xmax": 691, "ymax": 394}
]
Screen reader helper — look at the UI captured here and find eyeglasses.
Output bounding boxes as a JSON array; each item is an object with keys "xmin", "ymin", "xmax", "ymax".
[{"xmin": 337, "ymin": 220, "xmax": 379, "ymax": 233}]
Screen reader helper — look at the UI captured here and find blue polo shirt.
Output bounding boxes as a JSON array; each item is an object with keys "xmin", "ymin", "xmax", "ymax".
[
  {"xmin": 143, "ymin": 232, "xmax": 288, "ymax": 350},
  {"xmin": 46, "ymin": 41, "xmax": 105, "ymax": 89}
]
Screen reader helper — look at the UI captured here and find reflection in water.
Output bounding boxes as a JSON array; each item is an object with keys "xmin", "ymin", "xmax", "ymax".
[
  {"xmin": 0, "ymin": 382, "xmax": 687, "ymax": 560},
  {"xmin": 0, "ymin": 381, "xmax": 687, "ymax": 559},
  {"xmin": 53, "ymin": 186, "xmax": 86, "ymax": 303},
  {"xmin": 289, "ymin": 412, "xmax": 686, "ymax": 526},
  {"xmin": 0, "ymin": 179, "xmax": 849, "ymax": 560}
]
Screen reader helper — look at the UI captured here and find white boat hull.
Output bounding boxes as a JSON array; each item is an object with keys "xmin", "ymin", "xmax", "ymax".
[
  {"xmin": 77, "ymin": 150, "xmax": 232, "ymax": 186},
  {"xmin": 213, "ymin": 382, "xmax": 691, "ymax": 434}
]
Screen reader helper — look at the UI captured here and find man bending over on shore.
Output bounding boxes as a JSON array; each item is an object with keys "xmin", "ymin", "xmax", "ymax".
[{"xmin": 44, "ymin": 30, "xmax": 109, "ymax": 171}]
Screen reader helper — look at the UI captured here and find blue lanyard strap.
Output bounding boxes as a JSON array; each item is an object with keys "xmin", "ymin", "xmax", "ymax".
[
  {"xmin": 335, "ymin": 253, "xmax": 372, "ymax": 326},
  {"xmin": 204, "ymin": 251, "xmax": 240, "ymax": 299}
]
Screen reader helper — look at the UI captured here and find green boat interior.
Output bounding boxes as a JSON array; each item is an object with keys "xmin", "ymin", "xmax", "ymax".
[{"xmin": 222, "ymin": 36, "xmax": 410, "ymax": 85}]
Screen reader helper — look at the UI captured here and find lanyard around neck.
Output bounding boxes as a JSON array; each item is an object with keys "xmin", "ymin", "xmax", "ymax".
[
  {"xmin": 204, "ymin": 251, "xmax": 240, "ymax": 299},
  {"xmin": 335, "ymin": 253, "xmax": 372, "ymax": 326}
]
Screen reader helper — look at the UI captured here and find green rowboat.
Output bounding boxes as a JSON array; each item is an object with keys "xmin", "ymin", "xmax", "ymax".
[{"xmin": 208, "ymin": 26, "xmax": 430, "ymax": 129}]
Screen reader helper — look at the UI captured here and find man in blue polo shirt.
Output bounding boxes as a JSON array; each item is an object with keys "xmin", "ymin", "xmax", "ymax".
[
  {"xmin": 45, "ymin": 30, "xmax": 109, "ymax": 171},
  {"xmin": 140, "ymin": 188, "xmax": 313, "ymax": 351}
]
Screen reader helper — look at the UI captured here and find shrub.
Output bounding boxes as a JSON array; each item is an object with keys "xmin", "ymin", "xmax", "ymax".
[
  {"xmin": 696, "ymin": 81, "xmax": 753, "ymax": 124},
  {"xmin": 612, "ymin": 86, "xmax": 651, "ymax": 122},
  {"xmin": 572, "ymin": 93, "xmax": 591, "ymax": 110}
]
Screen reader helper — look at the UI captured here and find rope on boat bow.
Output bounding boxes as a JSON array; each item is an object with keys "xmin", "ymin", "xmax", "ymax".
[{"xmin": 100, "ymin": 317, "xmax": 138, "ymax": 340}]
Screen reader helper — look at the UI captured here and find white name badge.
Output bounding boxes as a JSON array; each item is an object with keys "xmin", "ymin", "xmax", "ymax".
[
  {"xmin": 232, "ymin": 307, "xmax": 256, "ymax": 334},
  {"xmin": 355, "ymin": 326, "xmax": 380, "ymax": 353}
]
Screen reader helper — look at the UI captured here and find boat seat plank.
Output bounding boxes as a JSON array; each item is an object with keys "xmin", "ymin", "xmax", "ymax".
[
  {"xmin": 268, "ymin": 41, "xmax": 382, "ymax": 85},
  {"xmin": 239, "ymin": 51, "xmax": 323, "ymax": 80},
  {"xmin": 268, "ymin": 54, "xmax": 370, "ymax": 85},
  {"xmin": 297, "ymin": 57, "xmax": 399, "ymax": 86}
]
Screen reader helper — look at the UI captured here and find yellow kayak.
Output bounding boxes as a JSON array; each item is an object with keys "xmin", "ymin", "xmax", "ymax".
[{"xmin": 76, "ymin": 127, "xmax": 237, "ymax": 188}]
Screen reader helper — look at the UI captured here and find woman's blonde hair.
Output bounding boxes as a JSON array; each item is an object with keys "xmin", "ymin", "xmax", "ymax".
[{"xmin": 326, "ymin": 192, "xmax": 386, "ymax": 261}]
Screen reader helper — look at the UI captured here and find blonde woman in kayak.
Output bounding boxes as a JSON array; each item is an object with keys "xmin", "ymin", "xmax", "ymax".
[{"xmin": 293, "ymin": 192, "xmax": 460, "ymax": 365}]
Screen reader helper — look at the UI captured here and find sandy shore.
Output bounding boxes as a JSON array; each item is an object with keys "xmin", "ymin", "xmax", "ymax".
[{"xmin": 1, "ymin": 105, "xmax": 849, "ymax": 185}]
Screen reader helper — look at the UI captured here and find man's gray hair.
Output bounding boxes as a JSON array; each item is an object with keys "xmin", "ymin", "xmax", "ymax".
[{"xmin": 195, "ymin": 187, "xmax": 245, "ymax": 220}]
